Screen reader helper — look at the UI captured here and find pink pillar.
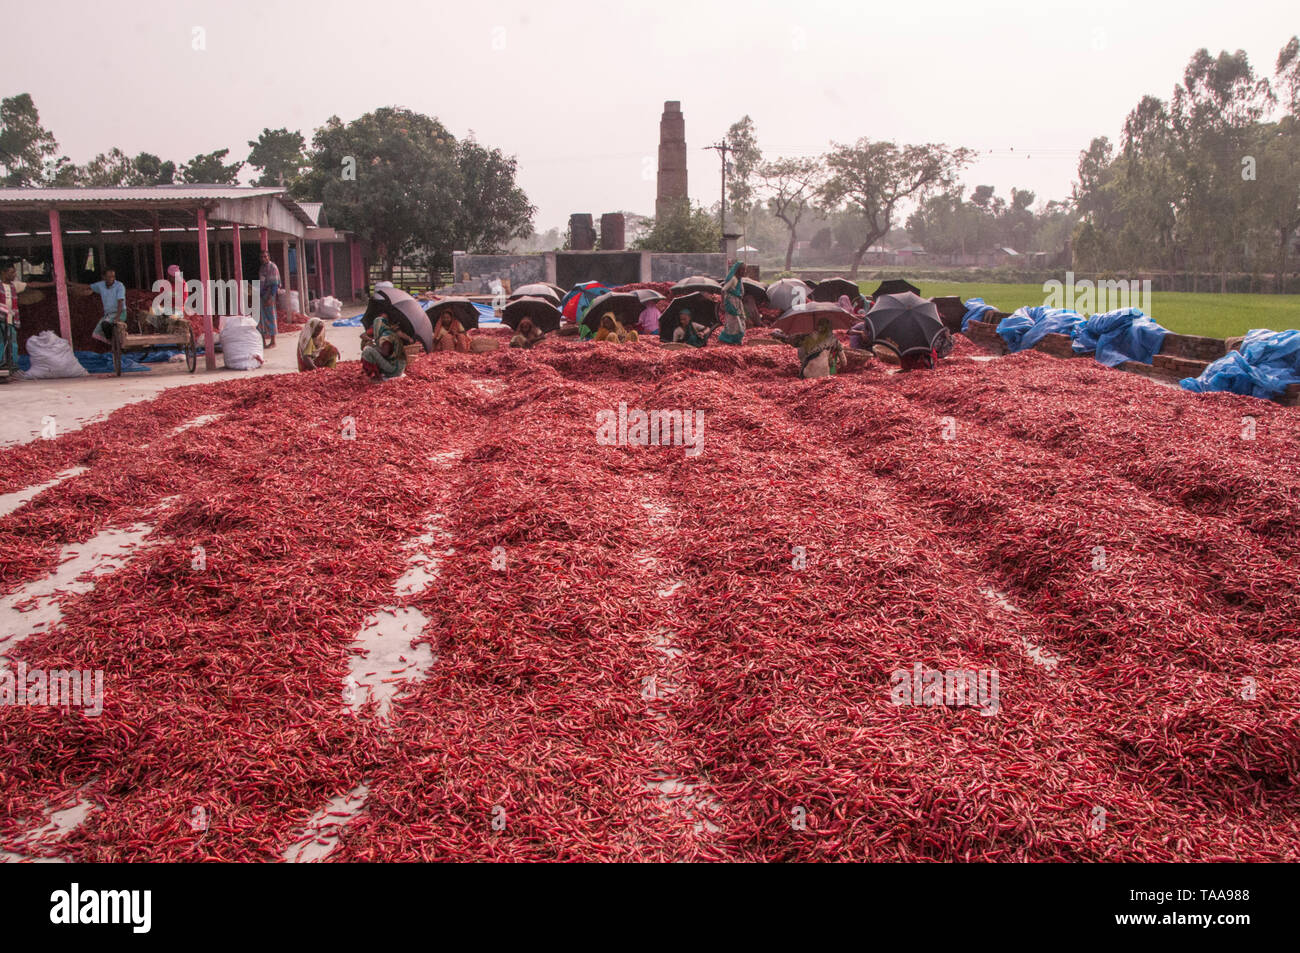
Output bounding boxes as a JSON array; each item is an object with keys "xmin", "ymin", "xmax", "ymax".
[
  {"xmin": 232, "ymin": 223, "xmax": 244, "ymax": 315},
  {"xmin": 296, "ymin": 240, "xmax": 308, "ymax": 311},
  {"xmin": 259, "ymin": 227, "xmax": 269, "ymax": 253},
  {"xmin": 327, "ymin": 242, "xmax": 336, "ymax": 297},
  {"xmin": 49, "ymin": 209, "xmax": 72, "ymax": 342},
  {"xmin": 281, "ymin": 241, "xmax": 290, "ymax": 300},
  {"xmin": 197, "ymin": 208, "xmax": 216, "ymax": 370},
  {"xmin": 152, "ymin": 213, "xmax": 164, "ymax": 285},
  {"xmin": 314, "ymin": 241, "xmax": 324, "ymax": 301}
]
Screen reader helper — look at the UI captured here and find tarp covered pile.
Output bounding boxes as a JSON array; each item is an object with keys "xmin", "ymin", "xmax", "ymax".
[
  {"xmin": 1071, "ymin": 308, "xmax": 1167, "ymax": 367},
  {"xmin": 974, "ymin": 300, "xmax": 1170, "ymax": 368},
  {"xmin": 1181, "ymin": 329, "xmax": 1300, "ymax": 399},
  {"xmin": 995, "ymin": 307, "xmax": 1086, "ymax": 353}
]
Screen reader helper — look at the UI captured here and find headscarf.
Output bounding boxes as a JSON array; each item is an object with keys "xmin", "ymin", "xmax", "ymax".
[{"xmin": 299, "ymin": 317, "xmax": 325, "ymax": 359}]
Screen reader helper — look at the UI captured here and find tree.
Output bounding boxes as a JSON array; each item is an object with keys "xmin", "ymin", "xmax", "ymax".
[
  {"xmin": 725, "ymin": 116, "xmax": 762, "ymax": 225},
  {"xmin": 633, "ymin": 202, "xmax": 722, "ymax": 253},
  {"xmin": 757, "ymin": 156, "xmax": 824, "ymax": 270},
  {"xmin": 298, "ymin": 108, "xmax": 459, "ymax": 279},
  {"xmin": 444, "ymin": 137, "xmax": 534, "ymax": 259},
  {"xmin": 180, "ymin": 148, "xmax": 243, "ymax": 184},
  {"xmin": 0, "ymin": 93, "xmax": 60, "ymax": 186},
  {"xmin": 131, "ymin": 152, "xmax": 175, "ymax": 185},
  {"xmin": 297, "ymin": 107, "xmax": 533, "ymax": 278},
  {"xmin": 1278, "ymin": 35, "xmax": 1300, "ymax": 115},
  {"xmin": 247, "ymin": 128, "xmax": 307, "ymax": 187},
  {"xmin": 79, "ymin": 148, "xmax": 136, "ymax": 186},
  {"xmin": 819, "ymin": 139, "xmax": 975, "ymax": 276},
  {"xmin": 907, "ymin": 188, "xmax": 977, "ymax": 257}
]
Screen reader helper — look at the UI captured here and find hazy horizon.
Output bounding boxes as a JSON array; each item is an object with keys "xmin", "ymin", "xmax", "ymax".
[{"xmin": 8, "ymin": 0, "xmax": 1297, "ymax": 232}]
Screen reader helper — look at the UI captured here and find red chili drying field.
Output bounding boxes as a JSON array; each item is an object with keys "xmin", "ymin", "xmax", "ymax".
[{"xmin": 1, "ymin": 340, "xmax": 1298, "ymax": 862}]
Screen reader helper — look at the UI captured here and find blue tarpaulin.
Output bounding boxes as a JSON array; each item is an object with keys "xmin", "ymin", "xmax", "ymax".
[
  {"xmin": 17, "ymin": 351, "xmax": 153, "ymax": 374},
  {"xmin": 961, "ymin": 297, "xmax": 997, "ymax": 333},
  {"xmin": 995, "ymin": 306, "xmax": 1085, "ymax": 353},
  {"xmin": 332, "ymin": 315, "xmax": 363, "ymax": 327},
  {"xmin": 1180, "ymin": 329, "xmax": 1300, "ymax": 400},
  {"xmin": 1072, "ymin": 308, "xmax": 1167, "ymax": 367}
]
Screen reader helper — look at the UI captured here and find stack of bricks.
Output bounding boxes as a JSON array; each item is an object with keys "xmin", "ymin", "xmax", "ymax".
[
  {"xmin": 1032, "ymin": 333, "xmax": 1082, "ymax": 359},
  {"xmin": 962, "ymin": 314, "xmax": 1010, "ymax": 355}
]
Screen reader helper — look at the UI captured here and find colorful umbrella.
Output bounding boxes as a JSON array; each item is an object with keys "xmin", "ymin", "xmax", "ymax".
[{"xmin": 773, "ymin": 301, "xmax": 857, "ymax": 336}]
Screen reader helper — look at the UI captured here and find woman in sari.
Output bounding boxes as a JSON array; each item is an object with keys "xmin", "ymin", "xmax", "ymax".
[
  {"xmin": 594, "ymin": 312, "xmax": 638, "ymax": 343},
  {"xmin": 433, "ymin": 311, "xmax": 471, "ymax": 352},
  {"xmin": 298, "ymin": 317, "xmax": 340, "ymax": 371},
  {"xmin": 717, "ymin": 261, "xmax": 746, "ymax": 345},
  {"xmin": 258, "ymin": 251, "xmax": 280, "ymax": 348},
  {"xmin": 510, "ymin": 317, "xmax": 544, "ymax": 349},
  {"xmin": 360, "ymin": 314, "xmax": 410, "ymax": 380},
  {"xmin": 796, "ymin": 316, "xmax": 844, "ymax": 379},
  {"xmin": 671, "ymin": 309, "xmax": 711, "ymax": 348}
]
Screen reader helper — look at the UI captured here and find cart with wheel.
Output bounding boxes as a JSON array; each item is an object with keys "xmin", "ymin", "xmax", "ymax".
[{"xmin": 110, "ymin": 313, "xmax": 197, "ymax": 376}]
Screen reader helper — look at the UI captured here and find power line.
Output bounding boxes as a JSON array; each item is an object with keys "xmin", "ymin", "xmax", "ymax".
[{"xmin": 704, "ymin": 141, "xmax": 732, "ymax": 234}]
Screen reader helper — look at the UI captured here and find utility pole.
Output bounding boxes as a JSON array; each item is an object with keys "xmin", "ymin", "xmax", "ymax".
[{"xmin": 705, "ymin": 140, "xmax": 731, "ymax": 234}]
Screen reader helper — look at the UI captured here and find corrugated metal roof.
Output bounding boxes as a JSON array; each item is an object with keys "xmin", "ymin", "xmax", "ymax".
[
  {"xmin": 297, "ymin": 201, "xmax": 324, "ymax": 226},
  {"xmin": 0, "ymin": 185, "xmax": 288, "ymax": 203}
]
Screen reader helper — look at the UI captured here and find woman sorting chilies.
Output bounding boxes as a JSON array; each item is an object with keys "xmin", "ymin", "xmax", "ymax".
[
  {"xmin": 361, "ymin": 313, "xmax": 411, "ymax": 380},
  {"xmin": 298, "ymin": 317, "xmax": 340, "ymax": 371}
]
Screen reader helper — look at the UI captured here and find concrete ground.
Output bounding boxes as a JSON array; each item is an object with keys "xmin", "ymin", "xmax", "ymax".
[{"xmin": 1, "ymin": 307, "xmax": 367, "ymax": 447}]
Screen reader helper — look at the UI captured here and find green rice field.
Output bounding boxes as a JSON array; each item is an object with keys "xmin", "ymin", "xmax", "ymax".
[{"xmin": 864, "ymin": 280, "xmax": 1300, "ymax": 339}]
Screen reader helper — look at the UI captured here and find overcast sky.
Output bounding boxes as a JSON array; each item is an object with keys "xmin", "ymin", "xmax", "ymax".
[{"xmin": 10, "ymin": 0, "xmax": 1297, "ymax": 231}]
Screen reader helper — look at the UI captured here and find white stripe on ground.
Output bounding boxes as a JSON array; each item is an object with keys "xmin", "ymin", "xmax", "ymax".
[
  {"xmin": 0, "ymin": 467, "xmax": 88, "ymax": 519},
  {"xmin": 345, "ymin": 609, "xmax": 435, "ymax": 722},
  {"xmin": 394, "ymin": 515, "xmax": 454, "ymax": 598},
  {"xmin": 638, "ymin": 497, "xmax": 721, "ymax": 836},
  {"xmin": 302, "ymin": 452, "xmax": 461, "ymax": 858},
  {"xmin": 981, "ymin": 587, "xmax": 1062, "ymax": 672},
  {"xmin": 0, "ymin": 523, "xmax": 155, "ymax": 667},
  {"xmin": 282, "ymin": 784, "xmax": 370, "ymax": 863},
  {"xmin": 0, "ymin": 792, "xmax": 96, "ymax": 863},
  {"xmin": 171, "ymin": 413, "xmax": 224, "ymax": 435}
]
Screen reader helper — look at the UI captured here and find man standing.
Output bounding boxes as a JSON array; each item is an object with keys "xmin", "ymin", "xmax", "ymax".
[
  {"xmin": 89, "ymin": 267, "xmax": 127, "ymax": 345},
  {"xmin": 0, "ymin": 260, "xmax": 28, "ymax": 374},
  {"xmin": 258, "ymin": 250, "xmax": 280, "ymax": 348}
]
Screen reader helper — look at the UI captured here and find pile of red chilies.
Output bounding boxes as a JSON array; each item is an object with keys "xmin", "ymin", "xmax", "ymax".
[{"xmin": 0, "ymin": 342, "xmax": 1296, "ymax": 861}]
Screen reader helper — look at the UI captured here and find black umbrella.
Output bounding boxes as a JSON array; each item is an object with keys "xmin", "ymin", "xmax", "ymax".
[
  {"xmin": 509, "ymin": 283, "xmax": 561, "ymax": 306},
  {"xmin": 811, "ymin": 277, "xmax": 862, "ymax": 304},
  {"xmin": 362, "ymin": 286, "xmax": 434, "ymax": 352},
  {"xmin": 672, "ymin": 275, "xmax": 723, "ymax": 295},
  {"xmin": 426, "ymin": 297, "xmax": 480, "ymax": 331},
  {"xmin": 581, "ymin": 291, "xmax": 644, "ymax": 331},
  {"xmin": 740, "ymin": 278, "xmax": 769, "ymax": 304},
  {"xmin": 866, "ymin": 292, "xmax": 946, "ymax": 358},
  {"xmin": 502, "ymin": 296, "xmax": 563, "ymax": 333},
  {"xmin": 872, "ymin": 278, "xmax": 921, "ymax": 298},
  {"xmin": 659, "ymin": 292, "xmax": 719, "ymax": 342},
  {"xmin": 767, "ymin": 277, "xmax": 812, "ymax": 312}
]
